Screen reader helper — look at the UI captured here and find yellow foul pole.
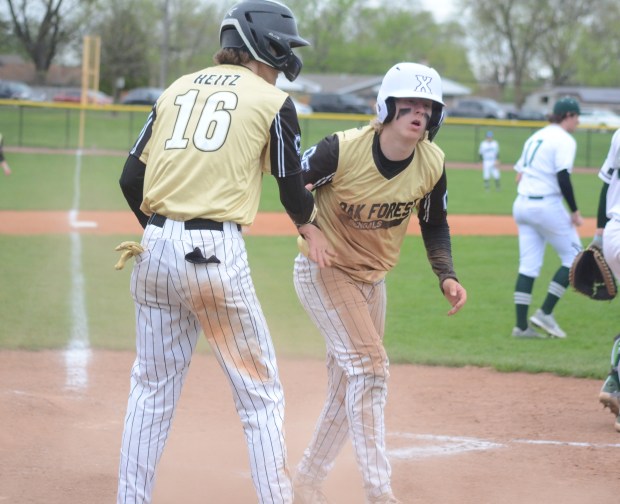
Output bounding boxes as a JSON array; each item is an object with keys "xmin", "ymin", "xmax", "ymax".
[{"xmin": 78, "ymin": 36, "xmax": 101, "ymax": 150}]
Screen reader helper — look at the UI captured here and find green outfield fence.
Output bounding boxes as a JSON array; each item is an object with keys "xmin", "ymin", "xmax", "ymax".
[{"xmin": 0, "ymin": 99, "xmax": 615, "ymax": 168}]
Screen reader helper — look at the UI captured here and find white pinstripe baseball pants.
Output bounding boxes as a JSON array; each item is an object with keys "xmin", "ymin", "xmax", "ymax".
[
  {"xmin": 117, "ymin": 219, "xmax": 291, "ymax": 504},
  {"xmin": 293, "ymin": 254, "xmax": 392, "ymax": 502}
]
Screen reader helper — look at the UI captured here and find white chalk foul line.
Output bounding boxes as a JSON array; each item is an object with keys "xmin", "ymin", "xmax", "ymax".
[
  {"xmin": 512, "ymin": 438, "xmax": 620, "ymax": 448},
  {"xmin": 64, "ymin": 231, "xmax": 92, "ymax": 391},
  {"xmin": 386, "ymin": 432, "xmax": 620, "ymax": 460},
  {"xmin": 64, "ymin": 150, "xmax": 92, "ymax": 391},
  {"xmin": 387, "ymin": 433, "xmax": 503, "ymax": 460},
  {"xmin": 69, "ymin": 209, "xmax": 97, "ymax": 229}
]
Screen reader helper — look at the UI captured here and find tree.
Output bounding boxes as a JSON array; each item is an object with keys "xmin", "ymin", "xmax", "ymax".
[
  {"xmin": 4, "ymin": 0, "xmax": 87, "ymax": 83},
  {"xmin": 535, "ymin": 0, "xmax": 597, "ymax": 86},
  {"xmin": 460, "ymin": 0, "xmax": 603, "ymax": 104},
  {"xmin": 285, "ymin": 0, "xmax": 474, "ymax": 82},
  {"xmin": 286, "ymin": 0, "xmax": 357, "ymax": 73},
  {"xmin": 459, "ymin": 0, "xmax": 552, "ymax": 107},
  {"xmin": 569, "ymin": 0, "xmax": 620, "ymax": 87},
  {"xmin": 163, "ymin": 0, "xmax": 224, "ymax": 80},
  {"xmin": 96, "ymin": 2, "xmax": 151, "ymax": 95}
]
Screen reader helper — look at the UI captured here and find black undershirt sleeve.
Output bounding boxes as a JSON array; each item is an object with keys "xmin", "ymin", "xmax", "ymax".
[
  {"xmin": 119, "ymin": 154, "xmax": 149, "ymax": 229},
  {"xmin": 301, "ymin": 134, "xmax": 340, "ymax": 188},
  {"xmin": 276, "ymin": 175, "xmax": 316, "ymax": 226},
  {"xmin": 597, "ymin": 182, "xmax": 610, "ymax": 229},
  {"xmin": 557, "ymin": 169, "xmax": 578, "ymax": 212},
  {"xmin": 417, "ymin": 168, "xmax": 458, "ymax": 289},
  {"xmin": 271, "ymin": 97, "xmax": 316, "ymax": 226}
]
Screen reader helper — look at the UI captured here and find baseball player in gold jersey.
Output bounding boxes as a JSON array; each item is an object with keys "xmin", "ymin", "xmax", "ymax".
[
  {"xmin": 292, "ymin": 63, "xmax": 467, "ymax": 504},
  {"xmin": 116, "ymin": 2, "xmax": 333, "ymax": 503}
]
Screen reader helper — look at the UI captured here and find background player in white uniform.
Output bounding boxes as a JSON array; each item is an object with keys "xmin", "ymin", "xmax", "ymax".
[
  {"xmin": 291, "ymin": 62, "xmax": 467, "ymax": 504},
  {"xmin": 478, "ymin": 130, "xmax": 500, "ymax": 191},
  {"xmin": 0, "ymin": 133, "xmax": 11, "ymax": 176},
  {"xmin": 592, "ymin": 128, "xmax": 620, "ymax": 431},
  {"xmin": 511, "ymin": 96, "xmax": 583, "ymax": 338},
  {"xmin": 116, "ymin": 2, "xmax": 333, "ymax": 503}
]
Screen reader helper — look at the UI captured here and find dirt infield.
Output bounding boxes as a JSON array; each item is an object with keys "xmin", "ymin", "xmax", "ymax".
[
  {"xmin": 0, "ymin": 211, "xmax": 615, "ymax": 504},
  {"xmin": 0, "ymin": 351, "xmax": 617, "ymax": 504},
  {"xmin": 0, "ymin": 210, "xmax": 599, "ymax": 236}
]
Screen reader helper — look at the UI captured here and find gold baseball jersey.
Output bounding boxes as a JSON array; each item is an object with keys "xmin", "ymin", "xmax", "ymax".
[
  {"xmin": 129, "ymin": 64, "xmax": 303, "ymax": 226},
  {"xmin": 300, "ymin": 125, "xmax": 449, "ymax": 283}
]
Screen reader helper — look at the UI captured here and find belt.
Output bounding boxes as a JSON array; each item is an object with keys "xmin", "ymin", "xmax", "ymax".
[
  {"xmin": 527, "ymin": 196, "xmax": 544, "ymax": 200},
  {"xmin": 148, "ymin": 213, "xmax": 241, "ymax": 231}
]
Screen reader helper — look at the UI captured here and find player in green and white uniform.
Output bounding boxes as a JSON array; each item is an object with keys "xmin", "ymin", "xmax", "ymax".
[
  {"xmin": 512, "ymin": 96, "xmax": 583, "ymax": 339},
  {"xmin": 478, "ymin": 130, "xmax": 500, "ymax": 190},
  {"xmin": 594, "ymin": 128, "xmax": 620, "ymax": 431}
]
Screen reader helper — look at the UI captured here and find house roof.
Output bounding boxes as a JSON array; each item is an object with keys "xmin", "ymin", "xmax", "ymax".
[
  {"xmin": 555, "ymin": 86, "xmax": 620, "ymax": 104},
  {"xmin": 531, "ymin": 86, "xmax": 620, "ymax": 105},
  {"xmin": 277, "ymin": 72, "xmax": 470, "ymax": 97}
]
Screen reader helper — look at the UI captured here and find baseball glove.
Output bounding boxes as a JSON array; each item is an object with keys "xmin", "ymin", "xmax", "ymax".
[{"xmin": 569, "ymin": 245, "xmax": 617, "ymax": 301}]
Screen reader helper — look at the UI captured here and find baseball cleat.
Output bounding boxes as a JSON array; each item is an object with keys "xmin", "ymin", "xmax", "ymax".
[
  {"xmin": 599, "ymin": 373, "xmax": 620, "ymax": 415},
  {"xmin": 511, "ymin": 326, "xmax": 544, "ymax": 338},
  {"xmin": 293, "ymin": 479, "xmax": 329, "ymax": 504},
  {"xmin": 529, "ymin": 309, "xmax": 567, "ymax": 338},
  {"xmin": 370, "ymin": 494, "xmax": 402, "ymax": 504}
]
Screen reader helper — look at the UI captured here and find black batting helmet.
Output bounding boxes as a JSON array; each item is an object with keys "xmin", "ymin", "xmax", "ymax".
[{"xmin": 220, "ymin": 0, "xmax": 310, "ymax": 82}]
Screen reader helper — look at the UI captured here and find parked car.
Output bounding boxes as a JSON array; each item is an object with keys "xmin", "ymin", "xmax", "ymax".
[
  {"xmin": 121, "ymin": 87, "xmax": 164, "ymax": 105},
  {"xmin": 0, "ymin": 79, "xmax": 44, "ymax": 101},
  {"xmin": 578, "ymin": 108, "xmax": 620, "ymax": 129},
  {"xmin": 53, "ymin": 89, "xmax": 113, "ymax": 105},
  {"xmin": 309, "ymin": 92, "xmax": 373, "ymax": 115},
  {"xmin": 500, "ymin": 103, "xmax": 519, "ymax": 119},
  {"xmin": 447, "ymin": 97, "xmax": 507, "ymax": 119},
  {"xmin": 515, "ymin": 108, "xmax": 547, "ymax": 121}
]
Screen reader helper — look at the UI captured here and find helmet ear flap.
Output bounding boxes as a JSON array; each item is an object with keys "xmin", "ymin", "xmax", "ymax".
[
  {"xmin": 427, "ymin": 103, "xmax": 445, "ymax": 142},
  {"xmin": 383, "ymin": 97, "xmax": 396, "ymax": 124}
]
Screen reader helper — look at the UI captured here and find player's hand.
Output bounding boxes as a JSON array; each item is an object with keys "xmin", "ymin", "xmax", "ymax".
[
  {"xmin": 441, "ymin": 278, "xmax": 467, "ymax": 316},
  {"xmin": 590, "ymin": 231, "xmax": 604, "ymax": 250},
  {"xmin": 298, "ymin": 223, "xmax": 336, "ymax": 268},
  {"xmin": 571, "ymin": 210, "xmax": 584, "ymax": 227}
]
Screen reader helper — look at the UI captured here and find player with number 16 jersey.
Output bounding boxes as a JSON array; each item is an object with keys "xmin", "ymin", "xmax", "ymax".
[{"xmin": 115, "ymin": 2, "xmax": 333, "ymax": 503}]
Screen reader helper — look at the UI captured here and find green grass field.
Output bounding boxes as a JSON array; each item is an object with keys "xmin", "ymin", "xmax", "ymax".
[
  {"xmin": 0, "ymin": 145, "xmax": 617, "ymax": 381},
  {"xmin": 1, "ymin": 102, "xmax": 616, "ymax": 167}
]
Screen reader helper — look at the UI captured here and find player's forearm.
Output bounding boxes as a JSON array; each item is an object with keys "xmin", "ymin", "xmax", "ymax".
[
  {"xmin": 557, "ymin": 169, "xmax": 578, "ymax": 212},
  {"xmin": 276, "ymin": 174, "xmax": 317, "ymax": 226},
  {"xmin": 420, "ymin": 221, "xmax": 459, "ymax": 288}
]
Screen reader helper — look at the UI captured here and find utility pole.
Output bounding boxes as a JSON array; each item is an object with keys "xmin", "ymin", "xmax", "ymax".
[{"xmin": 159, "ymin": 0, "xmax": 170, "ymax": 87}]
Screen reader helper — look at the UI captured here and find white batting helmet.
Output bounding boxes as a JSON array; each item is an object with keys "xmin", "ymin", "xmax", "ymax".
[{"xmin": 375, "ymin": 62, "xmax": 445, "ymax": 141}]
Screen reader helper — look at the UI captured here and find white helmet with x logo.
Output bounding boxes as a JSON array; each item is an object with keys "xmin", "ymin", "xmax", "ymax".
[{"xmin": 376, "ymin": 62, "xmax": 445, "ymax": 141}]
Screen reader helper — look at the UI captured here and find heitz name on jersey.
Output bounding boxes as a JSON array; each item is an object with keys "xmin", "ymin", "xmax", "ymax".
[{"xmin": 194, "ymin": 74, "xmax": 241, "ymax": 86}]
